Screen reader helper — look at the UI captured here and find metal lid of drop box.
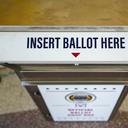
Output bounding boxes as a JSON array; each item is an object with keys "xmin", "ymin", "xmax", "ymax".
[{"xmin": 6, "ymin": 64, "xmax": 128, "ymax": 85}]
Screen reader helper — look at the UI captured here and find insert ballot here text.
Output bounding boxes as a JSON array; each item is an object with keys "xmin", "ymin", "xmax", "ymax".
[{"xmin": 27, "ymin": 36, "xmax": 126, "ymax": 49}]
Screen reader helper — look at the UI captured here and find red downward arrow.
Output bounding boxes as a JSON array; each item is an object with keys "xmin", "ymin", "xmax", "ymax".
[{"xmin": 71, "ymin": 52, "xmax": 80, "ymax": 58}]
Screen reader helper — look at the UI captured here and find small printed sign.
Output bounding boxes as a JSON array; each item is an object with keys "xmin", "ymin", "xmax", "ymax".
[
  {"xmin": 0, "ymin": 32, "xmax": 128, "ymax": 64},
  {"xmin": 38, "ymin": 85, "xmax": 124, "ymax": 121}
]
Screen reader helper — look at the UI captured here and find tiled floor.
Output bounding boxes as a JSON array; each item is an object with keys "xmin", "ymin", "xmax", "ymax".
[{"xmin": 0, "ymin": 110, "xmax": 128, "ymax": 128}]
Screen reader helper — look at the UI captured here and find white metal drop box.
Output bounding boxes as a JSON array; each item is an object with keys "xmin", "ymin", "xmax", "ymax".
[{"xmin": 0, "ymin": 26, "xmax": 128, "ymax": 122}]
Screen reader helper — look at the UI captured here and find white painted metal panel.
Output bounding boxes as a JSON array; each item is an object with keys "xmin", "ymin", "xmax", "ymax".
[
  {"xmin": 0, "ymin": 32, "xmax": 128, "ymax": 64},
  {"xmin": 38, "ymin": 85, "xmax": 124, "ymax": 121}
]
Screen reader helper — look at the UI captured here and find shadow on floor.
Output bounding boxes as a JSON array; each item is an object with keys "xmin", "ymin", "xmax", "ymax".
[{"xmin": 0, "ymin": 109, "xmax": 128, "ymax": 128}]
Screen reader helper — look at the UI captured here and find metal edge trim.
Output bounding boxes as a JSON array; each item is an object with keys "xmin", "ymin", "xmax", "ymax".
[
  {"xmin": 25, "ymin": 86, "xmax": 53, "ymax": 121},
  {"xmin": 0, "ymin": 26, "xmax": 128, "ymax": 32},
  {"xmin": 108, "ymin": 86, "xmax": 128, "ymax": 121}
]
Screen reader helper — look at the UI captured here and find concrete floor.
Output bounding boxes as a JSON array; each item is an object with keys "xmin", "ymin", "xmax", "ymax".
[{"xmin": 0, "ymin": 68, "xmax": 37, "ymax": 115}]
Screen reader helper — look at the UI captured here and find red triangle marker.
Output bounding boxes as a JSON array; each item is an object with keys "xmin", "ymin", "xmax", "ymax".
[{"xmin": 71, "ymin": 52, "xmax": 80, "ymax": 58}]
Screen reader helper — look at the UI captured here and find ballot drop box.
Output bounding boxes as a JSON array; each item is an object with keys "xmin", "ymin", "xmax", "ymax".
[{"xmin": 0, "ymin": 26, "xmax": 128, "ymax": 122}]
